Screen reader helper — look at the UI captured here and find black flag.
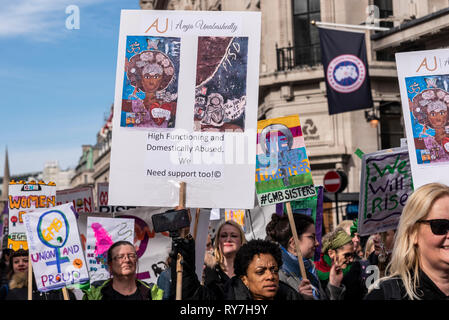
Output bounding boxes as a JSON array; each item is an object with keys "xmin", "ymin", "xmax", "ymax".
[{"xmin": 318, "ymin": 27, "xmax": 373, "ymax": 115}]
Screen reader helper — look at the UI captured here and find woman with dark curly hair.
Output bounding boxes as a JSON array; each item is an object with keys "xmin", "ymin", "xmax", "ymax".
[{"xmin": 170, "ymin": 236, "xmax": 303, "ymax": 300}]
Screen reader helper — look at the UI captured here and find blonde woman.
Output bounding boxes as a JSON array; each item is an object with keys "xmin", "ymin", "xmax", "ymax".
[
  {"xmin": 203, "ymin": 220, "xmax": 247, "ymax": 288},
  {"xmin": 365, "ymin": 183, "xmax": 449, "ymax": 300}
]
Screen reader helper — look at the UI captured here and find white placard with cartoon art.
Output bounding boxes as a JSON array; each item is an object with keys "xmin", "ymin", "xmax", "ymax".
[{"xmin": 109, "ymin": 10, "xmax": 261, "ymax": 209}]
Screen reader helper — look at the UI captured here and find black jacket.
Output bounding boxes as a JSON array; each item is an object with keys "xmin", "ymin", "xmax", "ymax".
[
  {"xmin": 170, "ymin": 236, "xmax": 303, "ymax": 301},
  {"xmin": 5, "ymin": 273, "xmax": 76, "ymax": 301},
  {"xmin": 364, "ymin": 269, "xmax": 449, "ymax": 300},
  {"xmin": 6, "ymin": 286, "xmax": 75, "ymax": 300}
]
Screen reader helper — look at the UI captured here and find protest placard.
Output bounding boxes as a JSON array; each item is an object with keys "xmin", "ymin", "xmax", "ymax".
[
  {"xmin": 255, "ymin": 115, "xmax": 316, "ymax": 207},
  {"xmin": 8, "ymin": 181, "xmax": 56, "ymax": 251},
  {"xmin": 96, "ymin": 182, "xmax": 136, "ymax": 214},
  {"xmin": 77, "ymin": 208, "xmax": 169, "ymax": 282},
  {"xmin": 191, "ymin": 208, "xmax": 210, "ymax": 280},
  {"xmin": 23, "ymin": 203, "xmax": 89, "ymax": 292},
  {"xmin": 108, "ymin": 10, "xmax": 261, "ymax": 209},
  {"xmin": 396, "ymin": 48, "xmax": 449, "ymax": 188},
  {"xmin": 357, "ymin": 147, "xmax": 414, "ymax": 236},
  {"xmin": 86, "ymin": 217, "xmax": 134, "ymax": 283},
  {"xmin": 56, "ymin": 186, "xmax": 94, "ymax": 213}
]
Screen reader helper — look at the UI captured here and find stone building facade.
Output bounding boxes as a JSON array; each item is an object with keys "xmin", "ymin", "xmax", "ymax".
[{"xmin": 70, "ymin": 105, "xmax": 113, "ymax": 209}]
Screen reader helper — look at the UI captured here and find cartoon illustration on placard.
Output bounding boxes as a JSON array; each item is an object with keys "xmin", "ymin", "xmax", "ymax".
[
  {"xmin": 406, "ymin": 75, "xmax": 449, "ymax": 164},
  {"xmin": 194, "ymin": 36, "xmax": 248, "ymax": 132},
  {"xmin": 121, "ymin": 36, "xmax": 180, "ymax": 128},
  {"xmin": 23, "ymin": 203, "xmax": 89, "ymax": 292},
  {"xmin": 255, "ymin": 115, "xmax": 315, "ymax": 206}
]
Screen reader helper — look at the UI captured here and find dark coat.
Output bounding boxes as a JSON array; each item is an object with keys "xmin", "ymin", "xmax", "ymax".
[{"xmin": 364, "ymin": 269, "xmax": 449, "ymax": 300}]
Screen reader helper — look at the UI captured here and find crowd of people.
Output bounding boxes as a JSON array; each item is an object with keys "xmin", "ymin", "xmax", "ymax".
[{"xmin": 0, "ymin": 182, "xmax": 449, "ymax": 301}]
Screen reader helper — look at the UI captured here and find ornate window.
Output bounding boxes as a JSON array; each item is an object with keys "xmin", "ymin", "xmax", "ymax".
[{"xmin": 292, "ymin": 0, "xmax": 321, "ymax": 67}]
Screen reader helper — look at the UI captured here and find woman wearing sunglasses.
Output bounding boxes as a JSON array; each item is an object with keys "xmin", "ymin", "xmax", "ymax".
[{"xmin": 365, "ymin": 183, "xmax": 449, "ymax": 300}]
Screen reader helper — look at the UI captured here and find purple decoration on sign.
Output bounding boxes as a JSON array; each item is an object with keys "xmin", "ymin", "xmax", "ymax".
[
  {"xmin": 314, "ymin": 186, "xmax": 324, "ymax": 261},
  {"xmin": 276, "ymin": 203, "xmax": 284, "ymax": 216}
]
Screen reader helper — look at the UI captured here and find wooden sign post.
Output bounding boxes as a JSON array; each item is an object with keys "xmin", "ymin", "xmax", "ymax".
[
  {"xmin": 285, "ymin": 202, "xmax": 307, "ymax": 280},
  {"xmin": 62, "ymin": 287, "xmax": 69, "ymax": 300}
]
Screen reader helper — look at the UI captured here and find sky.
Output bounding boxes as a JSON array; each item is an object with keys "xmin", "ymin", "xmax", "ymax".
[{"xmin": 0, "ymin": 0, "xmax": 140, "ymax": 176}]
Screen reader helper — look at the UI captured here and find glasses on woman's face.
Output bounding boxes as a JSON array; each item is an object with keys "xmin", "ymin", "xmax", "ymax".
[
  {"xmin": 113, "ymin": 253, "xmax": 137, "ymax": 263},
  {"xmin": 417, "ymin": 219, "xmax": 449, "ymax": 235}
]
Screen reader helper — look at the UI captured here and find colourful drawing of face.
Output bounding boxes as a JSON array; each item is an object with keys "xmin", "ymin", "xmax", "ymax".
[
  {"xmin": 142, "ymin": 65, "xmax": 164, "ymax": 93},
  {"xmin": 127, "ymin": 50, "xmax": 175, "ymax": 96},
  {"xmin": 73, "ymin": 258, "xmax": 83, "ymax": 269}
]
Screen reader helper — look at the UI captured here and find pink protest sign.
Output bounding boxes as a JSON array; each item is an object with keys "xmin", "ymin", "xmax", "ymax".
[{"xmin": 86, "ymin": 216, "xmax": 134, "ymax": 283}]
